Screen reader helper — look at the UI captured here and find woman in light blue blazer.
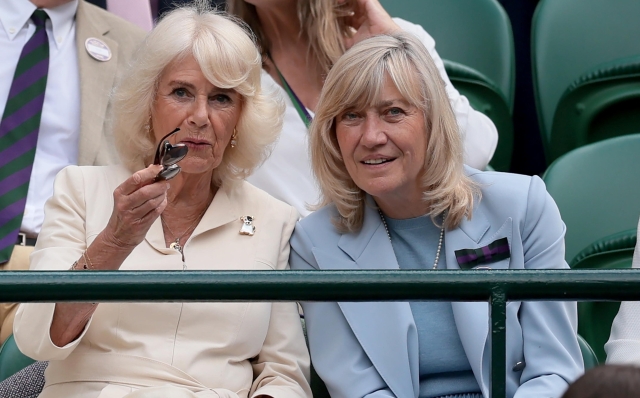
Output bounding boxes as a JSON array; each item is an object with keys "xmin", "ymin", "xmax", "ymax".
[{"xmin": 289, "ymin": 32, "xmax": 584, "ymax": 398}]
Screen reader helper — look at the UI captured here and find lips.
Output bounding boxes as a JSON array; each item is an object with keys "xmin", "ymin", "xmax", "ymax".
[{"xmin": 361, "ymin": 156, "xmax": 395, "ymax": 165}]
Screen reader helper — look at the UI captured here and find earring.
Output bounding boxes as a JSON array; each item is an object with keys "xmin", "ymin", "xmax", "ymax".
[{"xmin": 230, "ymin": 128, "xmax": 238, "ymax": 148}]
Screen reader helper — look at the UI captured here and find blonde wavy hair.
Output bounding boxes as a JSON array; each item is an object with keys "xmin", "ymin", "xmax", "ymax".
[
  {"xmin": 113, "ymin": 2, "xmax": 284, "ymax": 186},
  {"xmin": 226, "ymin": 0, "xmax": 353, "ymax": 74},
  {"xmin": 310, "ymin": 32, "xmax": 478, "ymax": 232}
]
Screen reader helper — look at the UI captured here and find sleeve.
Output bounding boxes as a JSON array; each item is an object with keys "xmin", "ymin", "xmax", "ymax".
[
  {"xmin": 604, "ymin": 218, "xmax": 640, "ymax": 364},
  {"xmin": 250, "ymin": 206, "xmax": 313, "ymax": 398},
  {"xmin": 393, "ymin": 18, "xmax": 499, "ymax": 170},
  {"xmin": 13, "ymin": 166, "xmax": 95, "ymax": 361},
  {"xmin": 289, "ymin": 223, "xmax": 396, "ymax": 398},
  {"xmin": 513, "ymin": 176, "xmax": 584, "ymax": 398}
]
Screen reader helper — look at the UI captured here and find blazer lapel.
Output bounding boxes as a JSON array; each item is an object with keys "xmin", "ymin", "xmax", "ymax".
[
  {"xmin": 315, "ymin": 204, "xmax": 418, "ymax": 398},
  {"xmin": 76, "ymin": 0, "xmax": 119, "ymax": 166},
  {"xmin": 445, "ymin": 205, "xmax": 513, "ymax": 397}
]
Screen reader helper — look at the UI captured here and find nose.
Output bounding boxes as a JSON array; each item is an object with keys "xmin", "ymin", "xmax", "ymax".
[
  {"xmin": 187, "ymin": 95, "xmax": 210, "ymax": 128},
  {"xmin": 360, "ymin": 114, "xmax": 387, "ymax": 148}
]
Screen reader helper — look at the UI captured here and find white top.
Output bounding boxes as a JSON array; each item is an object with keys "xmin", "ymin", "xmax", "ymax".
[
  {"xmin": 0, "ymin": 0, "xmax": 81, "ymax": 236},
  {"xmin": 605, "ymin": 218, "xmax": 640, "ymax": 364},
  {"xmin": 247, "ymin": 18, "xmax": 499, "ymax": 217}
]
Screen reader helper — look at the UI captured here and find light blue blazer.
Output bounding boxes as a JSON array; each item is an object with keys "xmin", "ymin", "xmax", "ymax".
[{"xmin": 290, "ymin": 168, "xmax": 584, "ymax": 398}]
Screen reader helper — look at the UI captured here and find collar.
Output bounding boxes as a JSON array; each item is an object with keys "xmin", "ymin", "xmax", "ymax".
[{"xmin": 0, "ymin": 0, "xmax": 78, "ymax": 49}]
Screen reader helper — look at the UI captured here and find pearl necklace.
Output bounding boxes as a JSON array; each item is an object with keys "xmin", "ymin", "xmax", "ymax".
[{"xmin": 378, "ymin": 209, "xmax": 445, "ymax": 270}]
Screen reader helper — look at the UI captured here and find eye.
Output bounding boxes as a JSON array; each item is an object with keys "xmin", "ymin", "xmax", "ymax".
[
  {"xmin": 211, "ymin": 94, "xmax": 232, "ymax": 104},
  {"xmin": 172, "ymin": 88, "xmax": 188, "ymax": 98},
  {"xmin": 341, "ymin": 111, "xmax": 360, "ymax": 121},
  {"xmin": 387, "ymin": 107, "xmax": 405, "ymax": 116}
]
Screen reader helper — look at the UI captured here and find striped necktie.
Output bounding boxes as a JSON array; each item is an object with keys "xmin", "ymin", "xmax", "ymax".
[{"xmin": 0, "ymin": 10, "xmax": 50, "ymax": 263}]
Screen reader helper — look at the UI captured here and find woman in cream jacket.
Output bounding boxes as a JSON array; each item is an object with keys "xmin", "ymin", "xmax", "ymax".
[{"xmin": 13, "ymin": 4, "xmax": 311, "ymax": 398}]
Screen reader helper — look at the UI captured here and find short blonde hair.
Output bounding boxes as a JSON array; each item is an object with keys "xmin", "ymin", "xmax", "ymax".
[
  {"xmin": 227, "ymin": 0, "xmax": 351, "ymax": 74},
  {"xmin": 113, "ymin": 2, "xmax": 284, "ymax": 186},
  {"xmin": 310, "ymin": 32, "xmax": 478, "ymax": 232}
]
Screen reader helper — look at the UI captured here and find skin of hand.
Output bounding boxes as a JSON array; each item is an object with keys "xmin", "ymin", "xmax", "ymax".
[
  {"xmin": 101, "ymin": 164, "xmax": 169, "ymax": 252},
  {"xmin": 340, "ymin": 0, "xmax": 401, "ymax": 49}
]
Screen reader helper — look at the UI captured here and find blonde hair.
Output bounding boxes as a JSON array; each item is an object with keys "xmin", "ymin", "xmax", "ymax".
[
  {"xmin": 310, "ymin": 32, "xmax": 478, "ymax": 232},
  {"xmin": 226, "ymin": 0, "xmax": 352, "ymax": 74},
  {"xmin": 113, "ymin": 2, "xmax": 284, "ymax": 186}
]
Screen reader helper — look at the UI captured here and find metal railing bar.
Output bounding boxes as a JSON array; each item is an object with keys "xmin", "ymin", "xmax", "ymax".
[
  {"xmin": 490, "ymin": 289, "xmax": 507, "ymax": 398},
  {"xmin": 0, "ymin": 270, "xmax": 639, "ymax": 302}
]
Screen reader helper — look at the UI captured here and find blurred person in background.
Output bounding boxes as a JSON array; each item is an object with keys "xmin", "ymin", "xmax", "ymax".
[
  {"xmin": 0, "ymin": 0, "xmax": 145, "ymax": 344},
  {"xmin": 227, "ymin": 0, "xmax": 498, "ymax": 216}
]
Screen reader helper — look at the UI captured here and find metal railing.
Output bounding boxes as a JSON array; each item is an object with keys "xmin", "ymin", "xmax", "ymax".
[{"xmin": 2, "ymin": 269, "xmax": 640, "ymax": 398}]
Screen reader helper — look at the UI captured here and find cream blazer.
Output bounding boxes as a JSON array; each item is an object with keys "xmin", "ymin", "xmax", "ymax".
[{"xmin": 14, "ymin": 165, "xmax": 311, "ymax": 398}]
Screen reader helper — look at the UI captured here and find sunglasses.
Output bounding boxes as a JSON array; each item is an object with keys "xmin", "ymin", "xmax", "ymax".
[{"xmin": 153, "ymin": 128, "xmax": 188, "ymax": 181}]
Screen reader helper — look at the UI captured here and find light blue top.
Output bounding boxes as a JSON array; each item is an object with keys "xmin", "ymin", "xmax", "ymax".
[{"xmin": 384, "ymin": 214, "xmax": 481, "ymax": 398}]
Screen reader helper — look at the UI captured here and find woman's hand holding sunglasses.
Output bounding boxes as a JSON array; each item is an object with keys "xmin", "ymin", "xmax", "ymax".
[{"xmin": 101, "ymin": 164, "xmax": 170, "ymax": 252}]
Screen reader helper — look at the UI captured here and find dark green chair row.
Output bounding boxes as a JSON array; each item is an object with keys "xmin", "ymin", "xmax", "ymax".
[
  {"xmin": 533, "ymin": 0, "xmax": 640, "ymax": 164},
  {"xmin": 380, "ymin": 0, "xmax": 514, "ymax": 171}
]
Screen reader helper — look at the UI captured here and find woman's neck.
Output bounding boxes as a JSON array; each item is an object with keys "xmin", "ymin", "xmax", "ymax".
[
  {"xmin": 165, "ymin": 172, "xmax": 215, "ymax": 215},
  {"xmin": 255, "ymin": 4, "xmax": 305, "ymax": 54},
  {"xmin": 255, "ymin": 3, "xmax": 324, "ymax": 112}
]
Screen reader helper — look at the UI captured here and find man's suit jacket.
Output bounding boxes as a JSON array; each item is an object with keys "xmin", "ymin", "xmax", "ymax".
[
  {"xmin": 75, "ymin": 0, "xmax": 146, "ymax": 166},
  {"xmin": 290, "ymin": 168, "xmax": 584, "ymax": 398},
  {"xmin": 0, "ymin": 0, "xmax": 146, "ymax": 346}
]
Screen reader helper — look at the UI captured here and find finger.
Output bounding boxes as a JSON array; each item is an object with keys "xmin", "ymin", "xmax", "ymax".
[
  {"xmin": 125, "ymin": 182, "xmax": 169, "ymax": 213},
  {"xmin": 130, "ymin": 189, "xmax": 167, "ymax": 216},
  {"xmin": 135, "ymin": 195, "xmax": 168, "ymax": 227},
  {"xmin": 117, "ymin": 165, "xmax": 164, "ymax": 196}
]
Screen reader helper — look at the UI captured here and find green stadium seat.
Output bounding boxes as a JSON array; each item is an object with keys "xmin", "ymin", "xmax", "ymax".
[
  {"xmin": 444, "ymin": 60, "xmax": 513, "ymax": 171},
  {"xmin": 570, "ymin": 230, "xmax": 636, "ymax": 364},
  {"xmin": 542, "ymin": 134, "xmax": 640, "ymax": 263},
  {"xmin": 0, "ymin": 334, "xmax": 35, "ymax": 382},
  {"xmin": 578, "ymin": 334, "xmax": 599, "ymax": 370},
  {"xmin": 380, "ymin": 0, "xmax": 515, "ymax": 107},
  {"xmin": 532, "ymin": 0, "xmax": 640, "ymax": 163}
]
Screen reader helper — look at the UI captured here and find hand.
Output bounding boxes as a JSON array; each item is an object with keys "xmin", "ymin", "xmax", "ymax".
[
  {"xmin": 102, "ymin": 164, "xmax": 169, "ymax": 251},
  {"xmin": 340, "ymin": 0, "xmax": 401, "ymax": 49}
]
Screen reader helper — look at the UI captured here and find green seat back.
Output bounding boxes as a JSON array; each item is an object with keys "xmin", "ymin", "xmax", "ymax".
[
  {"xmin": 543, "ymin": 134, "xmax": 640, "ymax": 263},
  {"xmin": 570, "ymin": 230, "xmax": 636, "ymax": 364},
  {"xmin": 380, "ymin": 0, "xmax": 515, "ymax": 108},
  {"xmin": 532, "ymin": 0, "xmax": 640, "ymax": 156},
  {"xmin": 444, "ymin": 60, "xmax": 513, "ymax": 171},
  {"xmin": 0, "ymin": 334, "xmax": 35, "ymax": 381},
  {"xmin": 578, "ymin": 334, "xmax": 599, "ymax": 370}
]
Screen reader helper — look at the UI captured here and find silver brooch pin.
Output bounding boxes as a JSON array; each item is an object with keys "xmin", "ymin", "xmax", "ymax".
[{"xmin": 239, "ymin": 216, "xmax": 255, "ymax": 236}]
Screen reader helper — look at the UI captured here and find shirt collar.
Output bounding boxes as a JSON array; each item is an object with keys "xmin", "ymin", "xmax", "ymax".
[{"xmin": 0, "ymin": 0, "xmax": 78, "ymax": 49}]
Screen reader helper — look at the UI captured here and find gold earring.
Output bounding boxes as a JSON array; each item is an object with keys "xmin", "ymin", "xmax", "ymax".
[{"xmin": 230, "ymin": 128, "xmax": 238, "ymax": 148}]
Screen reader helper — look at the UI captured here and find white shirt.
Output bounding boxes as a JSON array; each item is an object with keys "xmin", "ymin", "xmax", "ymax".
[
  {"xmin": 247, "ymin": 18, "xmax": 499, "ymax": 217},
  {"xmin": 0, "ymin": 0, "xmax": 81, "ymax": 236}
]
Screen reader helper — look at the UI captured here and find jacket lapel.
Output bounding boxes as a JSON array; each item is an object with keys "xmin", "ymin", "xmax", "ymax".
[
  {"xmin": 76, "ymin": 0, "xmax": 119, "ymax": 166},
  {"xmin": 316, "ymin": 204, "xmax": 419, "ymax": 398},
  {"xmin": 445, "ymin": 205, "xmax": 513, "ymax": 397}
]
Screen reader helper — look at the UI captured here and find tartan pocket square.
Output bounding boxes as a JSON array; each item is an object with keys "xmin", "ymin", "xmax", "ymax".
[{"xmin": 455, "ymin": 237, "xmax": 510, "ymax": 269}]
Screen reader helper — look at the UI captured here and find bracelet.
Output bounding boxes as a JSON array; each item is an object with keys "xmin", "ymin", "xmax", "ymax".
[{"xmin": 71, "ymin": 250, "xmax": 94, "ymax": 270}]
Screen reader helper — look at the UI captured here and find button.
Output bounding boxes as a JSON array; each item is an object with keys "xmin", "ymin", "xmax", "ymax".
[
  {"xmin": 512, "ymin": 361, "xmax": 526, "ymax": 372},
  {"xmin": 9, "ymin": 28, "xmax": 16, "ymax": 34},
  {"xmin": 57, "ymin": 37, "xmax": 62, "ymax": 43}
]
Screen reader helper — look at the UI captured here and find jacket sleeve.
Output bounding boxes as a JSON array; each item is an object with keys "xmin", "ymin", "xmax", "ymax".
[
  {"xmin": 604, "ymin": 218, "xmax": 640, "ymax": 364},
  {"xmin": 13, "ymin": 166, "xmax": 95, "ymax": 361},
  {"xmin": 251, "ymin": 206, "xmax": 313, "ymax": 398},
  {"xmin": 513, "ymin": 176, "xmax": 584, "ymax": 398},
  {"xmin": 394, "ymin": 18, "xmax": 498, "ymax": 170},
  {"xmin": 289, "ymin": 223, "xmax": 396, "ymax": 398}
]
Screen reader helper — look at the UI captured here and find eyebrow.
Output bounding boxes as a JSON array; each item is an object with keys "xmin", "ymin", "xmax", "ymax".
[
  {"xmin": 374, "ymin": 98, "xmax": 411, "ymax": 108},
  {"xmin": 168, "ymin": 80, "xmax": 236, "ymax": 94}
]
